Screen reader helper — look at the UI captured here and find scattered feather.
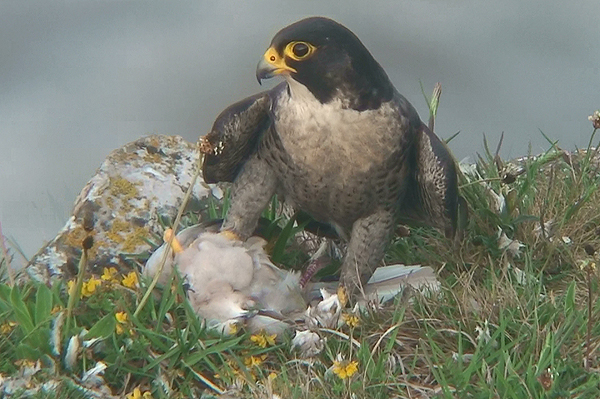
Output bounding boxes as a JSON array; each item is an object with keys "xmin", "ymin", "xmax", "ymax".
[
  {"xmin": 81, "ymin": 362, "xmax": 107, "ymax": 388},
  {"xmin": 533, "ymin": 219, "xmax": 554, "ymax": 240},
  {"xmin": 50, "ymin": 311, "xmax": 65, "ymax": 356},
  {"xmin": 291, "ymin": 330, "xmax": 324, "ymax": 357},
  {"xmin": 498, "ymin": 228, "xmax": 524, "ymax": 257},
  {"xmin": 65, "ymin": 335, "xmax": 80, "ymax": 370},
  {"xmin": 305, "ymin": 289, "xmax": 342, "ymax": 329}
]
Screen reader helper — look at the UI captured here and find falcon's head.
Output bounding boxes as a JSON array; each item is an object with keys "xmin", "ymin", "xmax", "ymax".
[{"xmin": 256, "ymin": 17, "xmax": 394, "ymax": 111}]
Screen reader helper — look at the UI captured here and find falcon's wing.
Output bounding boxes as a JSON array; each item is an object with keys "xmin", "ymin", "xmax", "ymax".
[
  {"xmin": 202, "ymin": 90, "xmax": 273, "ymax": 183},
  {"xmin": 399, "ymin": 123, "xmax": 460, "ymax": 238}
]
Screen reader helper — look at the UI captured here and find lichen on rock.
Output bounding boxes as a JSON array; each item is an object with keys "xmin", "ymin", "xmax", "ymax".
[{"xmin": 25, "ymin": 135, "xmax": 216, "ymax": 283}]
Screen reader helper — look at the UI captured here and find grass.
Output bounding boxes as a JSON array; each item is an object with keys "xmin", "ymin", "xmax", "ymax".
[{"xmin": 2, "ymin": 122, "xmax": 600, "ymax": 398}]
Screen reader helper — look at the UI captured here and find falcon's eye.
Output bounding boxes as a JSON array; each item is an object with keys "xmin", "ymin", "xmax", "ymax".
[
  {"xmin": 284, "ymin": 41, "xmax": 316, "ymax": 61},
  {"xmin": 292, "ymin": 43, "xmax": 309, "ymax": 57}
]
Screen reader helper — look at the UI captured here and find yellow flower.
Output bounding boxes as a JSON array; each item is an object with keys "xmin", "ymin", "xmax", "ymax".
[
  {"xmin": 101, "ymin": 267, "xmax": 119, "ymax": 282},
  {"xmin": 115, "ymin": 311, "xmax": 129, "ymax": 334},
  {"xmin": 332, "ymin": 359, "xmax": 359, "ymax": 379},
  {"xmin": 342, "ymin": 313, "xmax": 360, "ymax": 328},
  {"xmin": 0, "ymin": 321, "xmax": 17, "ymax": 334},
  {"xmin": 122, "ymin": 272, "xmax": 138, "ymax": 289},
  {"xmin": 126, "ymin": 387, "xmax": 153, "ymax": 399},
  {"xmin": 250, "ymin": 331, "xmax": 277, "ymax": 348},
  {"xmin": 67, "ymin": 280, "xmax": 76, "ymax": 297},
  {"xmin": 268, "ymin": 372, "xmax": 277, "ymax": 380},
  {"xmin": 244, "ymin": 354, "xmax": 267, "ymax": 368},
  {"xmin": 337, "ymin": 285, "xmax": 348, "ymax": 307},
  {"xmin": 81, "ymin": 277, "xmax": 102, "ymax": 297},
  {"xmin": 81, "ymin": 277, "xmax": 101, "ymax": 297},
  {"xmin": 51, "ymin": 305, "xmax": 62, "ymax": 315},
  {"xmin": 115, "ymin": 311, "xmax": 128, "ymax": 324}
]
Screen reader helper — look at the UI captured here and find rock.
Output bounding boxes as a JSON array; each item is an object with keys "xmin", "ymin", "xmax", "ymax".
[{"xmin": 24, "ymin": 135, "xmax": 216, "ymax": 283}]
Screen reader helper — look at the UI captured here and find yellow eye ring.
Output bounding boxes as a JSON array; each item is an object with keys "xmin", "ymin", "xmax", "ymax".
[{"xmin": 284, "ymin": 41, "xmax": 316, "ymax": 61}]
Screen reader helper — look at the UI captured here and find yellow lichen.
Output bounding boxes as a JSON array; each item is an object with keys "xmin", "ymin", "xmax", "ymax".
[
  {"xmin": 109, "ymin": 177, "xmax": 139, "ymax": 199},
  {"xmin": 105, "ymin": 219, "xmax": 149, "ymax": 253},
  {"xmin": 63, "ymin": 226, "xmax": 87, "ymax": 248},
  {"xmin": 143, "ymin": 151, "xmax": 163, "ymax": 164}
]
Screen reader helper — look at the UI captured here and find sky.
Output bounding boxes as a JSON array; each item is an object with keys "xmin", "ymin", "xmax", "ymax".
[{"xmin": 1, "ymin": 0, "xmax": 599, "ymax": 259}]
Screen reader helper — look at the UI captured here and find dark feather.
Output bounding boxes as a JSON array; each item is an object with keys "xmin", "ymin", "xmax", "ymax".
[{"xmin": 202, "ymin": 91, "xmax": 272, "ymax": 183}]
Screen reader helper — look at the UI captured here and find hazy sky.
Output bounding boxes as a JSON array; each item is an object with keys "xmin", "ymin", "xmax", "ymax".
[{"xmin": 1, "ymin": 0, "xmax": 599, "ymax": 259}]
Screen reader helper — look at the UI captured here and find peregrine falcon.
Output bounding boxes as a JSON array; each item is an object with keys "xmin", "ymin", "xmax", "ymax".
[{"xmin": 202, "ymin": 17, "xmax": 459, "ymax": 298}]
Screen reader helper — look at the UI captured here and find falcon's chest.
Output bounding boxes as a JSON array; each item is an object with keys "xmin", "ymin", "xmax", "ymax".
[{"xmin": 271, "ymin": 81, "xmax": 401, "ymax": 181}]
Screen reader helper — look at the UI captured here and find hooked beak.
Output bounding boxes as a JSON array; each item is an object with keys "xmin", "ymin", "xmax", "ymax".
[{"xmin": 256, "ymin": 47, "xmax": 296, "ymax": 85}]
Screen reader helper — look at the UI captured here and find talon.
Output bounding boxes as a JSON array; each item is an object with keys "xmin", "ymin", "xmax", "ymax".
[
  {"xmin": 220, "ymin": 230, "xmax": 241, "ymax": 241},
  {"xmin": 163, "ymin": 228, "xmax": 184, "ymax": 253}
]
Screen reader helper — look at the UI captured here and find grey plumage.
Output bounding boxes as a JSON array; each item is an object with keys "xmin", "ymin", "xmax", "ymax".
[{"xmin": 202, "ymin": 17, "xmax": 460, "ymax": 298}]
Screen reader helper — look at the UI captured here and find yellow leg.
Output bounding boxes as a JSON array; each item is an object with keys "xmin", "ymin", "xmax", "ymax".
[
  {"xmin": 163, "ymin": 228, "xmax": 184, "ymax": 253},
  {"xmin": 219, "ymin": 230, "xmax": 241, "ymax": 241}
]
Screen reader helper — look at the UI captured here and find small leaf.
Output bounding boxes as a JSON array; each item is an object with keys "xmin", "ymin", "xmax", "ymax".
[
  {"xmin": 564, "ymin": 281, "xmax": 576, "ymax": 314},
  {"xmin": 85, "ymin": 313, "xmax": 117, "ymax": 340},
  {"xmin": 10, "ymin": 285, "xmax": 34, "ymax": 334},
  {"xmin": 16, "ymin": 342, "xmax": 40, "ymax": 360},
  {"xmin": 35, "ymin": 284, "xmax": 53, "ymax": 326},
  {"xmin": 0, "ymin": 283, "xmax": 11, "ymax": 301}
]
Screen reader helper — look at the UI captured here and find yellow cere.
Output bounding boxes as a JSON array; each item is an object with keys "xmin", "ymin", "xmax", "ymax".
[
  {"xmin": 263, "ymin": 47, "xmax": 296, "ymax": 74},
  {"xmin": 122, "ymin": 271, "xmax": 138, "ymax": 289},
  {"xmin": 332, "ymin": 360, "xmax": 359, "ymax": 380}
]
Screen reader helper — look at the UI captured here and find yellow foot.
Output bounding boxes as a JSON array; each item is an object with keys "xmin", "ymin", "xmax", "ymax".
[
  {"xmin": 163, "ymin": 228, "xmax": 184, "ymax": 253},
  {"xmin": 220, "ymin": 230, "xmax": 241, "ymax": 241}
]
